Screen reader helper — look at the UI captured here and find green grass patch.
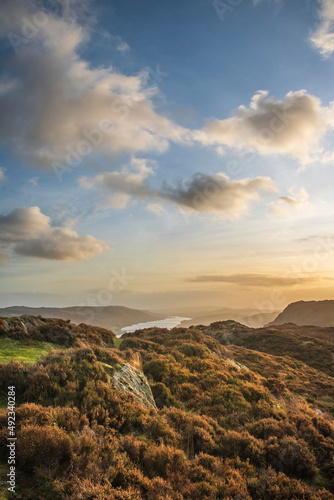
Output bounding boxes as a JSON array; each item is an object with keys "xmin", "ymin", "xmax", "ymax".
[
  {"xmin": 0, "ymin": 337, "xmax": 64, "ymax": 365},
  {"xmin": 114, "ymin": 337, "xmax": 124, "ymax": 347}
]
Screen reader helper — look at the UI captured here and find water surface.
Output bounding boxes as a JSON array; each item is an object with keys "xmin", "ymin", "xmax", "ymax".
[{"xmin": 119, "ymin": 316, "xmax": 191, "ymax": 336}]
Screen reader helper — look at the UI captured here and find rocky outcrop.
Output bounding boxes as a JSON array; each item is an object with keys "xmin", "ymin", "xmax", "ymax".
[
  {"xmin": 0, "ymin": 315, "xmax": 115, "ymax": 347},
  {"xmin": 112, "ymin": 363, "xmax": 157, "ymax": 410},
  {"xmin": 0, "ymin": 315, "xmax": 46, "ymax": 334},
  {"xmin": 226, "ymin": 358, "xmax": 249, "ymax": 371},
  {"xmin": 199, "ymin": 320, "xmax": 252, "ymax": 346}
]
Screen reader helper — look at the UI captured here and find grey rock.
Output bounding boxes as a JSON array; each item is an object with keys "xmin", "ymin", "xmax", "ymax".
[
  {"xmin": 112, "ymin": 363, "xmax": 157, "ymax": 410},
  {"xmin": 226, "ymin": 358, "xmax": 249, "ymax": 371}
]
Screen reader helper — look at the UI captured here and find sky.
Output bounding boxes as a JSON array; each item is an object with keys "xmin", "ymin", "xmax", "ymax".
[{"xmin": 1, "ymin": 0, "xmax": 334, "ymax": 312}]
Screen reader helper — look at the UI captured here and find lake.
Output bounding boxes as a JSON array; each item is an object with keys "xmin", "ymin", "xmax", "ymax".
[{"xmin": 119, "ymin": 316, "xmax": 191, "ymax": 336}]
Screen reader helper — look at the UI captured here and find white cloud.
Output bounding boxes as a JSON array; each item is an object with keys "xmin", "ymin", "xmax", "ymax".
[
  {"xmin": 194, "ymin": 90, "xmax": 332, "ymax": 163},
  {"xmin": 311, "ymin": 0, "xmax": 334, "ymax": 56},
  {"xmin": 256, "ymin": 0, "xmax": 334, "ymax": 57},
  {"xmin": 116, "ymin": 40, "xmax": 130, "ymax": 53},
  {"xmin": 145, "ymin": 203, "xmax": 165, "ymax": 216},
  {"xmin": 79, "ymin": 158, "xmax": 155, "ymax": 198},
  {"xmin": 107, "ymin": 34, "xmax": 130, "ymax": 53},
  {"xmin": 269, "ymin": 187, "xmax": 310, "ymax": 218},
  {"xmin": 80, "ymin": 159, "xmax": 277, "ymax": 219},
  {"xmin": 0, "ymin": 167, "xmax": 6, "ymax": 185},
  {"xmin": 0, "ymin": 0, "xmax": 190, "ymax": 171},
  {"xmin": 109, "ymin": 193, "xmax": 131, "ymax": 209},
  {"xmin": 28, "ymin": 177, "xmax": 38, "ymax": 186},
  {"xmin": 0, "ymin": 206, "xmax": 107, "ymax": 261},
  {"xmin": 321, "ymin": 149, "xmax": 334, "ymax": 164}
]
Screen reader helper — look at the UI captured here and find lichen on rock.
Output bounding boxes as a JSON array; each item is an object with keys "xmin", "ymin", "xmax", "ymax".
[{"xmin": 112, "ymin": 363, "xmax": 157, "ymax": 410}]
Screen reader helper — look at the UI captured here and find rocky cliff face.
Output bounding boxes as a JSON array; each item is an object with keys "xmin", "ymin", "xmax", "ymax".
[{"xmin": 112, "ymin": 363, "xmax": 157, "ymax": 410}]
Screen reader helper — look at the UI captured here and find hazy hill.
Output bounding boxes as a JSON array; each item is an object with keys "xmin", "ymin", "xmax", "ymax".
[
  {"xmin": 0, "ymin": 305, "xmax": 165, "ymax": 333},
  {"xmin": 270, "ymin": 300, "xmax": 334, "ymax": 327},
  {"xmin": 180, "ymin": 307, "xmax": 278, "ymax": 328}
]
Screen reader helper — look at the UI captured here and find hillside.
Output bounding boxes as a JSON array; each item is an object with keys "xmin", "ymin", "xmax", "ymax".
[
  {"xmin": 181, "ymin": 308, "xmax": 278, "ymax": 328},
  {"xmin": 270, "ymin": 300, "xmax": 334, "ymax": 327},
  {"xmin": 0, "ymin": 316, "xmax": 334, "ymax": 499},
  {"xmin": 0, "ymin": 305, "xmax": 165, "ymax": 334},
  {"xmin": 200, "ymin": 320, "xmax": 334, "ymax": 378},
  {"xmin": 199, "ymin": 320, "xmax": 334, "ymax": 414},
  {"xmin": 0, "ymin": 315, "xmax": 115, "ymax": 348}
]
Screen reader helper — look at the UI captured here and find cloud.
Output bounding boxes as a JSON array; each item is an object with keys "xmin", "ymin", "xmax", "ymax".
[
  {"xmin": 28, "ymin": 177, "xmax": 38, "ymax": 186},
  {"xmin": 1, "ymin": 0, "xmax": 333, "ymax": 173},
  {"xmin": 145, "ymin": 203, "xmax": 165, "ymax": 215},
  {"xmin": 116, "ymin": 39, "xmax": 130, "ymax": 53},
  {"xmin": 0, "ymin": 250, "xmax": 10, "ymax": 264},
  {"xmin": 311, "ymin": 0, "xmax": 334, "ymax": 56},
  {"xmin": 106, "ymin": 34, "xmax": 130, "ymax": 53},
  {"xmin": 79, "ymin": 158, "xmax": 154, "ymax": 197},
  {"xmin": 0, "ymin": 206, "xmax": 50, "ymax": 239},
  {"xmin": 190, "ymin": 273, "xmax": 320, "ymax": 287},
  {"xmin": 108, "ymin": 193, "xmax": 131, "ymax": 209},
  {"xmin": 194, "ymin": 90, "xmax": 331, "ymax": 163},
  {"xmin": 0, "ymin": 0, "xmax": 189, "ymax": 171},
  {"xmin": 0, "ymin": 167, "xmax": 6, "ymax": 185},
  {"xmin": 0, "ymin": 206, "xmax": 106, "ymax": 261},
  {"xmin": 80, "ymin": 158, "xmax": 277, "ymax": 219},
  {"xmin": 160, "ymin": 173, "xmax": 277, "ymax": 218},
  {"xmin": 269, "ymin": 187, "xmax": 310, "ymax": 218},
  {"xmin": 257, "ymin": 0, "xmax": 334, "ymax": 58},
  {"xmin": 14, "ymin": 228, "xmax": 105, "ymax": 261}
]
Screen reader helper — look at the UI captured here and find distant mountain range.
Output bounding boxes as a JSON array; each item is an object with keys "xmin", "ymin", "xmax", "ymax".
[
  {"xmin": 269, "ymin": 300, "xmax": 334, "ymax": 327},
  {"xmin": 0, "ymin": 305, "xmax": 165, "ymax": 334},
  {"xmin": 2, "ymin": 299, "xmax": 334, "ymax": 335},
  {"xmin": 180, "ymin": 307, "xmax": 278, "ymax": 328}
]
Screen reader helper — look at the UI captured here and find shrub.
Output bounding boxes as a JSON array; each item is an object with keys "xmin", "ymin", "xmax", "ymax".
[
  {"xmin": 266, "ymin": 436, "xmax": 317, "ymax": 479},
  {"xmin": 18, "ymin": 425, "xmax": 73, "ymax": 475}
]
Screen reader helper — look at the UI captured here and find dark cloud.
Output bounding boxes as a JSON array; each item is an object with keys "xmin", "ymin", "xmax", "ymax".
[{"xmin": 80, "ymin": 160, "xmax": 277, "ymax": 219}]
